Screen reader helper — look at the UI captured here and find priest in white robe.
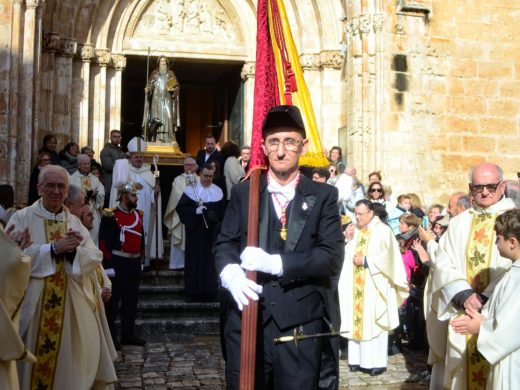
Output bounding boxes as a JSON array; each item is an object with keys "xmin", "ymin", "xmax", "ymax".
[
  {"xmin": 338, "ymin": 199, "xmax": 408, "ymax": 376},
  {"xmin": 7, "ymin": 165, "xmax": 116, "ymax": 390},
  {"xmin": 430, "ymin": 162, "xmax": 514, "ymax": 390},
  {"xmin": 0, "ymin": 226, "xmax": 35, "ymax": 390},
  {"xmin": 450, "ymin": 208, "xmax": 520, "ymax": 390},
  {"xmin": 70, "ymin": 154, "xmax": 105, "ymax": 244},
  {"xmin": 110, "ymin": 137, "xmax": 163, "ymax": 266},
  {"xmin": 163, "ymin": 156, "xmax": 198, "ymax": 270}
]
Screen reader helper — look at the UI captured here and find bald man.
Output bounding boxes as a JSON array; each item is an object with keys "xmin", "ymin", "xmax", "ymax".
[
  {"xmin": 429, "ymin": 162, "xmax": 515, "ymax": 389},
  {"xmin": 447, "ymin": 192, "xmax": 470, "ymax": 218}
]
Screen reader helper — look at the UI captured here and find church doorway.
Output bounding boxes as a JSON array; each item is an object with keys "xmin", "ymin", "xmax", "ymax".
[{"xmin": 121, "ymin": 56, "xmax": 244, "ymax": 155}]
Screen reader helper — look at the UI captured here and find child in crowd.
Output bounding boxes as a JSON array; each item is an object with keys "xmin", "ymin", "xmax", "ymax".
[
  {"xmin": 451, "ymin": 208, "xmax": 520, "ymax": 389},
  {"xmin": 396, "ymin": 213, "xmax": 428, "ymax": 350}
]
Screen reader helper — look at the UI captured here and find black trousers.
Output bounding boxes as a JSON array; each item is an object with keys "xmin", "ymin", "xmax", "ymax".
[
  {"xmin": 224, "ymin": 308, "xmax": 325, "ymax": 390},
  {"xmin": 104, "ymin": 256, "xmax": 141, "ymax": 341}
]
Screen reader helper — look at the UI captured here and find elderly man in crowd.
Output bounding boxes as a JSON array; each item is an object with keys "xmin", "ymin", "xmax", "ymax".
[
  {"xmin": 70, "ymin": 154, "xmax": 105, "ymax": 244},
  {"xmin": 65, "ymin": 185, "xmax": 117, "ymax": 360},
  {"xmin": 339, "ymin": 199, "xmax": 408, "ymax": 376},
  {"xmin": 430, "ymin": 162, "xmax": 515, "ymax": 389},
  {"xmin": 7, "ymin": 165, "xmax": 116, "ymax": 389},
  {"xmin": 164, "ymin": 156, "xmax": 198, "ymax": 270},
  {"xmin": 447, "ymin": 192, "xmax": 471, "ymax": 218}
]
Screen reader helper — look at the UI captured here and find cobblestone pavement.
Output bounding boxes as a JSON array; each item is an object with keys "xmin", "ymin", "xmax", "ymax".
[{"xmin": 114, "ymin": 334, "xmax": 429, "ymax": 389}]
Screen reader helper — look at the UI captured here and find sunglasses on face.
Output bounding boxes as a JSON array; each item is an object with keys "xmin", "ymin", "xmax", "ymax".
[
  {"xmin": 369, "ymin": 188, "xmax": 382, "ymax": 193},
  {"xmin": 470, "ymin": 181, "xmax": 502, "ymax": 194}
]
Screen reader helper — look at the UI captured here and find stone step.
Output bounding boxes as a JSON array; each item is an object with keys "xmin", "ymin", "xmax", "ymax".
[
  {"xmin": 137, "ymin": 300, "xmax": 220, "ymax": 319},
  {"xmin": 135, "ymin": 317, "xmax": 220, "ymax": 336},
  {"xmin": 138, "ymin": 284, "xmax": 185, "ymax": 300},
  {"xmin": 140, "ymin": 269, "xmax": 184, "ymax": 285}
]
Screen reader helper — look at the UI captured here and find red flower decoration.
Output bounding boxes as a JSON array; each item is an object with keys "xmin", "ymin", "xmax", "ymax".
[
  {"xmin": 36, "ymin": 359, "xmax": 53, "ymax": 377},
  {"xmin": 50, "ymin": 230, "xmax": 62, "ymax": 242},
  {"xmin": 471, "ymin": 368, "xmax": 487, "ymax": 387},
  {"xmin": 43, "ymin": 316, "xmax": 59, "ymax": 333}
]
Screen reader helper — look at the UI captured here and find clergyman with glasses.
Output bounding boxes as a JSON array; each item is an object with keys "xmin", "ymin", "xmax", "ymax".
[
  {"xmin": 6, "ymin": 165, "xmax": 114, "ymax": 389},
  {"xmin": 428, "ymin": 162, "xmax": 514, "ymax": 389}
]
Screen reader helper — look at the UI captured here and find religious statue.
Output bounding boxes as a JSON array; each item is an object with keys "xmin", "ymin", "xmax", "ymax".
[{"xmin": 143, "ymin": 56, "xmax": 180, "ymax": 144}]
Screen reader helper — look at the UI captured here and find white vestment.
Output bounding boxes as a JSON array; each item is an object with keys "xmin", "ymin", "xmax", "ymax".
[
  {"xmin": 0, "ymin": 228, "xmax": 35, "ymax": 390},
  {"xmin": 478, "ymin": 259, "xmax": 520, "ymax": 390},
  {"xmin": 7, "ymin": 201, "xmax": 117, "ymax": 389},
  {"xmin": 223, "ymin": 156, "xmax": 245, "ymax": 200},
  {"xmin": 110, "ymin": 163, "xmax": 164, "ymax": 266},
  {"xmin": 334, "ymin": 173, "xmax": 353, "ymax": 217},
  {"xmin": 338, "ymin": 217, "xmax": 408, "ymax": 368},
  {"xmin": 422, "ymin": 239, "xmax": 450, "ymax": 390},
  {"xmin": 164, "ymin": 173, "xmax": 198, "ymax": 269},
  {"xmin": 429, "ymin": 197, "xmax": 515, "ymax": 389},
  {"xmin": 70, "ymin": 171, "xmax": 105, "ymax": 245}
]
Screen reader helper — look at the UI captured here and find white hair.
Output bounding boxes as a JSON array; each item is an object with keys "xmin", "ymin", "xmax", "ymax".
[
  {"xmin": 77, "ymin": 154, "xmax": 91, "ymax": 164},
  {"xmin": 38, "ymin": 165, "xmax": 70, "ymax": 186}
]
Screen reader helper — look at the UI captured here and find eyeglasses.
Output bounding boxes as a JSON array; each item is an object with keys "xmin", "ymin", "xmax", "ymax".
[
  {"xmin": 265, "ymin": 138, "xmax": 301, "ymax": 151},
  {"xmin": 470, "ymin": 181, "xmax": 502, "ymax": 194},
  {"xmin": 369, "ymin": 188, "xmax": 382, "ymax": 193},
  {"xmin": 42, "ymin": 183, "xmax": 67, "ymax": 192}
]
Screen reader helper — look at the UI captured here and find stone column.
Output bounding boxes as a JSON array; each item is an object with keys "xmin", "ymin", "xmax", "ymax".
[
  {"xmin": 343, "ymin": 0, "xmax": 383, "ymax": 179},
  {"xmin": 300, "ymin": 53, "xmax": 322, "ymax": 140},
  {"xmin": 240, "ymin": 61, "xmax": 255, "ymax": 145},
  {"xmin": 359, "ymin": 12, "xmax": 376, "ymax": 171},
  {"xmin": 319, "ymin": 51, "xmax": 344, "ymax": 152},
  {"xmin": 54, "ymin": 38, "xmax": 77, "ymax": 140},
  {"xmin": 109, "ymin": 54, "xmax": 127, "ymax": 134},
  {"xmin": 348, "ymin": 7, "xmax": 364, "ymax": 172},
  {"xmin": 92, "ymin": 49, "xmax": 111, "ymax": 158},
  {"xmin": 40, "ymin": 32, "xmax": 60, "ymax": 138},
  {"xmin": 4, "ymin": 0, "xmax": 24, "ymax": 184},
  {"xmin": 17, "ymin": 0, "xmax": 39, "ymax": 204},
  {"xmin": 33, "ymin": 1, "xmax": 44, "ymax": 158},
  {"xmin": 75, "ymin": 43, "xmax": 95, "ymax": 149},
  {"xmin": 373, "ymin": 12, "xmax": 384, "ymax": 170}
]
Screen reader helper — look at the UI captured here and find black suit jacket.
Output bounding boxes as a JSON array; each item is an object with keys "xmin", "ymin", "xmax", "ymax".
[
  {"xmin": 196, "ymin": 149, "xmax": 225, "ymax": 172},
  {"xmin": 214, "ymin": 174, "xmax": 344, "ymax": 331}
]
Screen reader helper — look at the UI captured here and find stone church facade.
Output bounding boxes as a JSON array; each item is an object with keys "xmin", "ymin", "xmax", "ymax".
[{"xmin": 1, "ymin": 0, "xmax": 518, "ymax": 206}]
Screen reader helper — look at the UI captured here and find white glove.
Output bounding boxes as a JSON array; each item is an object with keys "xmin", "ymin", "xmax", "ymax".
[
  {"xmin": 220, "ymin": 264, "xmax": 263, "ymax": 311},
  {"xmin": 196, "ymin": 205, "xmax": 207, "ymax": 215},
  {"xmin": 104, "ymin": 268, "xmax": 116, "ymax": 277},
  {"xmin": 240, "ymin": 246, "xmax": 283, "ymax": 276}
]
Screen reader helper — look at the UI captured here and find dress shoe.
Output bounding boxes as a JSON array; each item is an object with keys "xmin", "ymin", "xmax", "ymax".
[
  {"xmin": 369, "ymin": 367, "xmax": 386, "ymax": 376},
  {"xmin": 121, "ymin": 336, "xmax": 146, "ymax": 346},
  {"xmin": 348, "ymin": 364, "xmax": 361, "ymax": 372}
]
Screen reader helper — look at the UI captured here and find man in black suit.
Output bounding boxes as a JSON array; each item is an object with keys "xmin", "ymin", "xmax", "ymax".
[
  {"xmin": 214, "ymin": 105, "xmax": 344, "ymax": 389},
  {"xmin": 195, "ymin": 135, "xmax": 225, "ymax": 172}
]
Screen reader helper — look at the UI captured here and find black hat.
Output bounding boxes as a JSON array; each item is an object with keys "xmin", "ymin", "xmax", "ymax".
[{"xmin": 262, "ymin": 105, "xmax": 306, "ymax": 138}]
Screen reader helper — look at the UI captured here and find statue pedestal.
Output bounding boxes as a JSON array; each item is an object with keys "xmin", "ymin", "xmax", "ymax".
[{"xmin": 143, "ymin": 142, "xmax": 185, "ymax": 166}]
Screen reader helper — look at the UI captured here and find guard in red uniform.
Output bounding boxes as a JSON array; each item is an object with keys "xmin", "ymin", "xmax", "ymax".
[{"xmin": 99, "ymin": 182, "xmax": 146, "ymax": 348}]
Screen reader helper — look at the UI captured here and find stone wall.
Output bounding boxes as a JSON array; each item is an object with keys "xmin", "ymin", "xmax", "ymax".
[{"xmin": 379, "ymin": 0, "xmax": 519, "ymax": 204}]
